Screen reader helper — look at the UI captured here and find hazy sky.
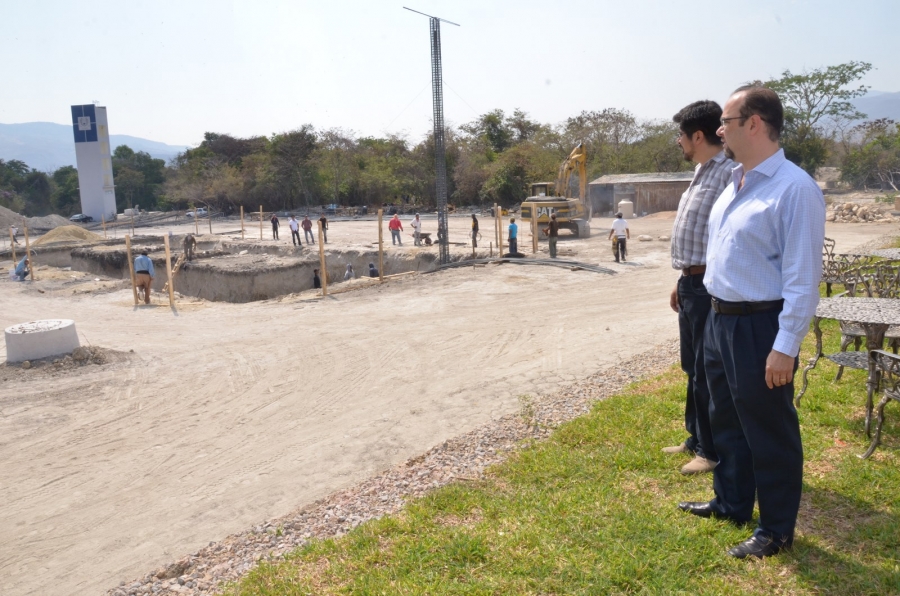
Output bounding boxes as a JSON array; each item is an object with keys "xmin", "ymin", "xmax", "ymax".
[{"xmin": 2, "ymin": 0, "xmax": 896, "ymax": 147}]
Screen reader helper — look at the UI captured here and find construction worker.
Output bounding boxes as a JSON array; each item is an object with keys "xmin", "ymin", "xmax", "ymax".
[
  {"xmin": 183, "ymin": 233, "xmax": 197, "ymax": 261},
  {"xmin": 134, "ymin": 249, "xmax": 155, "ymax": 305}
]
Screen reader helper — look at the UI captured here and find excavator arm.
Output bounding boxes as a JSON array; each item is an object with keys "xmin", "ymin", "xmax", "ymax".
[{"xmin": 556, "ymin": 143, "xmax": 589, "ymax": 217}]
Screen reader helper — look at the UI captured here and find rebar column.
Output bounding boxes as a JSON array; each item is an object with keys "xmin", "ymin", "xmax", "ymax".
[{"xmin": 430, "ymin": 17, "xmax": 449, "ymax": 265}]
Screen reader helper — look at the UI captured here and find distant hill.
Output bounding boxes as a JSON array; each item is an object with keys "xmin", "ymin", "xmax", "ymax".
[
  {"xmin": 0, "ymin": 122, "xmax": 189, "ymax": 172},
  {"xmin": 851, "ymin": 91, "xmax": 900, "ymax": 122}
]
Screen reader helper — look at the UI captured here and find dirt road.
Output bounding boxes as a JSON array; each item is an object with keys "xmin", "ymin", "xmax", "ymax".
[{"xmin": 0, "ymin": 217, "xmax": 893, "ymax": 595}]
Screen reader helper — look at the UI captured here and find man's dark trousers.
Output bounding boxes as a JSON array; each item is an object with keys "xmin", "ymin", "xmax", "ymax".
[
  {"xmin": 509, "ymin": 237, "xmax": 517, "ymax": 254},
  {"xmin": 291, "ymin": 230, "xmax": 300, "ymax": 246},
  {"xmin": 704, "ymin": 307, "xmax": 802, "ymax": 539},
  {"xmin": 616, "ymin": 238, "xmax": 627, "ymax": 261},
  {"xmin": 677, "ymin": 273, "xmax": 716, "ymax": 461}
]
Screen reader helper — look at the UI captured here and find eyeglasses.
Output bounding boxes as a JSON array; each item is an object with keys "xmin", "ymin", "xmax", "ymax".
[{"xmin": 720, "ymin": 116, "xmax": 748, "ymax": 127}]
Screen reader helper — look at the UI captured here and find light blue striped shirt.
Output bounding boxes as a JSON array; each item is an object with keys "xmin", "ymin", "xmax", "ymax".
[
  {"xmin": 134, "ymin": 254, "xmax": 155, "ymax": 277},
  {"xmin": 704, "ymin": 149, "xmax": 825, "ymax": 357}
]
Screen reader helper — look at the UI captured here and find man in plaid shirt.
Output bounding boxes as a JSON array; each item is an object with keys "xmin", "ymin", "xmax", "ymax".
[{"xmin": 663, "ymin": 100, "xmax": 734, "ymax": 475}]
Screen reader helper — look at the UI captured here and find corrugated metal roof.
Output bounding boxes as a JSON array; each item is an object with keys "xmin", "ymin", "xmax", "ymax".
[{"xmin": 589, "ymin": 172, "xmax": 694, "ymax": 185}]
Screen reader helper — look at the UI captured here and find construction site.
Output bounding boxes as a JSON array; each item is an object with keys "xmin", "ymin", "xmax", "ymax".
[{"xmin": 1, "ymin": 204, "xmax": 895, "ymax": 595}]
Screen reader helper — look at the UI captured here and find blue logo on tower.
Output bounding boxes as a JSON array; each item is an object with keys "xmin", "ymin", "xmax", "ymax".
[{"xmin": 71, "ymin": 104, "xmax": 98, "ymax": 143}]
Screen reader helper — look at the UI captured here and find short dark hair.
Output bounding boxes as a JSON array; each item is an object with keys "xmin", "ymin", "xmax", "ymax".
[
  {"xmin": 733, "ymin": 84, "xmax": 783, "ymax": 141},
  {"xmin": 672, "ymin": 100, "xmax": 723, "ymax": 146}
]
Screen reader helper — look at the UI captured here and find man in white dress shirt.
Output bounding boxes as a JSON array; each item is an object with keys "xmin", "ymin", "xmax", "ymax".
[{"xmin": 677, "ymin": 85, "xmax": 825, "ymax": 559}]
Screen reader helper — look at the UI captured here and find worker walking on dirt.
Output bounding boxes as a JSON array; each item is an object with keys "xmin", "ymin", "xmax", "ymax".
[
  {"xmin": 134, "ymin": 249, "xmax": 154, "ymax": 305},
  {"xmin": 288, "ymin": 216, "xmax": 301, "ymax": 246},
  {"xmin": 609, "ymin": 212, "xmax": 630, "ymax": 262},
  {"xmin": 410, "ymin": 213, "xmax": 422, "ymax": 246},
  {"xmin": 302, "ymin": 216, "xmax": 315, "ymax": 245},
  {"xmin": 318, "ymin": 214, "xmax": 328, "ymax": 243},
  {"xmin": 183, "ymin": 233, "xmax": 197, "ymax": 261},
  {"xmin": 388, "ymin": 214, "xmax": 403, "ymax": 245},
  {"xmin": 10, "ymin": 225, "xmax": 19, "ymax": 244},
  {"xmin": 270, "ymin": 214, "xmax": 280, "ymax": 240},
  {"xmin": 543, "ymin": 213, "xmax": 559, "ymax": 258},
  {"xmin": 508, "ymin": 217, "xmax": 518, "ymax": 254},
  {"xmin": 471, "ymin": 214, "xmax": 479, "ymax": 248}
]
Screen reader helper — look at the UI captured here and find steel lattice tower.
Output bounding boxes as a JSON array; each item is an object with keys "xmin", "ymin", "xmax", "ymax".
[{"xmin": 406, "ymin": 7, "xmax": 458, "ymax": 265}]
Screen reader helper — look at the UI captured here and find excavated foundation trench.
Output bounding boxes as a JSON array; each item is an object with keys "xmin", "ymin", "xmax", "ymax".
[{"xmin": 63, "ymin": 236, "xmax": 442, "ymax": 302}]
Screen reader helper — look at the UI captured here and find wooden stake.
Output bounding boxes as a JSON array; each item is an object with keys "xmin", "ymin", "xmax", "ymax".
[
  {"xmin": 131, "ymin": 214, "xmax": 135, "ymax": 236},
  {"xmin": 23, "ymin": 223, "xmax": 34, "ymax": 281},
  {"xmin": 532, "ymin": 207, "xmax": 538, "ymax": 254},
  {"xmin": 194, "ymin": 208, "xmax": 199, "ymax": 235},
  {"xmin": 101, "ymin": 215, "xmax": 107, "ymax": 238},
  {"xmin": 499, "ymin": 214, "xmax": 505, "ymax": 256},
  {"xmin": 494, "ymin": 203, "xmax": 500, "ymax": 248},
  {"xmin": 377, "ymin": 208, "xmax": 384, "ymax": 282},
  {"xmin": 490, "ymin": 242, "xmax": 493, "ymax": 258},
  {"xmin": 318, "ymin": 221, "xmax": 328, "ymax": 296},
  {"xmin": 125, "ymin": 235, "xmax": 139, "ymax": 305},
  {"xmin": 240, "ymin": 205, "xmax": 245, "ymax": 240},
  {"xmin": 259, "ymin": 206, "xmax": 263, "ymax": 240},
  {"xmin": 208, "ymin": 209, "xmax": 212, "ymax": 235},
  {"xmin": 163, "ymin": 235, "xmax": 175, "ymax": 307},
  {"xmin": 9, "ymin": 229, "xmax": 15, "ymax": 262}
]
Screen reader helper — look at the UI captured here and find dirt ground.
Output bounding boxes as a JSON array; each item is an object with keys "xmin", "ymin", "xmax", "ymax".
[{"xmin": 0, "ymin": 215, "xmax": 895, "ymax": 595}]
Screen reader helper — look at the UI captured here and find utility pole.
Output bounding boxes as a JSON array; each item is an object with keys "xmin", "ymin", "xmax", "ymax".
[{"xmin": 405, "ymin": 7, "xmax": 459, "ymax": 265}]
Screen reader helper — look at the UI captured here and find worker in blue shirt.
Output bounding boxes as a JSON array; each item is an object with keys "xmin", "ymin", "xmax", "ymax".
[
  {"xmin": 14, "ymin": 255, "xmax": 30, "ymax": 281},
  {"xmin": 134, "ymin": 249, "xmax": 155, "ymax": 304},
  {"xmin": 508, "ymin": 217, "xmax": 518, "ymax": 254}
]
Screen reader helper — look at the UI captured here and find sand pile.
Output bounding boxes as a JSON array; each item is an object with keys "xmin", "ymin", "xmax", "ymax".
[
  {"xmin": 33, "ymin": 225, "xmax": 104, "ymax": 246},
  {"xmin": 0, "ymin": 204, "xmax": 72, "ymax": 231}
]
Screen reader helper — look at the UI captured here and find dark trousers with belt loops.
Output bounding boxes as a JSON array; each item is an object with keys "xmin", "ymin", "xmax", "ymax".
[
  {"xmin": 704, "ymin": 303, "xmax": 802, "ymax": 540},
  {"xmin": 678, "ymin": 273, "xmax": 716, "ymax": 461}
]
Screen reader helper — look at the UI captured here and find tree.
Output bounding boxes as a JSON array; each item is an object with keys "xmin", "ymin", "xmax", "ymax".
[
  {"xmin": 51, "ymin": 166, "xmax": 80, "ymax": 215},
  {"xmin": 21, "ymin": 171, "xmax": 53, "ymax": 216},
  {"xmin": 269, "ymin": 126, "xmax": 319, "ymax": 210},
  {"xmin": 841, "ymin": 120, "xmax": 900, "ymax": 190},
  {"xmin": 460, "ymin": 109, "xmax": 513, "ymax": 155},
  {"xmin": 765, "ymin": 61, "xmax": 873, "ymax": 175}
]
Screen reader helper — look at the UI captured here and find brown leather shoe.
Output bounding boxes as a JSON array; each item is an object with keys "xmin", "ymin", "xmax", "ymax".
[
  {"xmin": 662, "ymin": 442, "xmax": 690, "ymax": 454},
  {"xmin": 681, "ymin": 455, "xmax": 717, "ymax": 474}
]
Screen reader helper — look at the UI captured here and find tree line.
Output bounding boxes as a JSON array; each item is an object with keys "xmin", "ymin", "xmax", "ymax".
[{"xmin": 1, "ymin": 61, "xmax": 896, "ymax": 219}]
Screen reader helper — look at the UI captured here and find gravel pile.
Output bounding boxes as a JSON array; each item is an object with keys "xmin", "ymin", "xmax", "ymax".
[
  {"xmin": 0, "ymin": 204, "xmax": 72, "ymax": 232},
  {"xmin": 107, "ymin": 341, "xmax": 680, "ymax": 596}
]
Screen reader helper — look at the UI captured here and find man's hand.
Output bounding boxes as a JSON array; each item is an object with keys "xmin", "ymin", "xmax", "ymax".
[
  {"xmin": 765, "ymin": 350, "xmax": 795, "ymax": 389},
  {"xmin": 669, "ymin": 284, "xmax": 679, "ymax": 313}
]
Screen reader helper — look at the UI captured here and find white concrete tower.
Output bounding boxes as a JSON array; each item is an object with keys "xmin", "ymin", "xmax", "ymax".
[{"xmin": 71, "ymin": 104, "xmax": 117, "ymax": 221}]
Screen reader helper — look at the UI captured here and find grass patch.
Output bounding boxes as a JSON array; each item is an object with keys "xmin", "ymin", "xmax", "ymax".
[{"xmin": 233, "ymin": 318, "xmax": 900, "ymax": 595}]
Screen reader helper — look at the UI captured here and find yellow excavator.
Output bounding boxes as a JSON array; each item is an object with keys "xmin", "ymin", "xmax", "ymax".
[{"xmin": 519, "ymin": 143, "xmax": 591, "ymax": 237}]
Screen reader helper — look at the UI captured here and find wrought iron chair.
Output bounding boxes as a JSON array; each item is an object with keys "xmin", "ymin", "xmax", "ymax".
[
  {"xmin": 863, "ymin": 349, "xmax": 900, "ymax": 458},
  {"xmin": 835, "ymin": 261, "xmax": 900, "ymax": 380},
  {"xmin": 821, "ymin": 237, "xmax": 837, "ymax": 296}
]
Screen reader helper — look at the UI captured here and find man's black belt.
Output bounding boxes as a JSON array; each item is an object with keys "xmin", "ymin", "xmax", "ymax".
[
  {"xmin": 711, "ymin": 297, "xmax": 784, "ymax": 315},
  {"xmin": 136, "ymin": 270, "xmax": 150, "ymax": 275},
  {"xmin": 682, "ymin": 265, "xmax": 706, "ymax": 276}
]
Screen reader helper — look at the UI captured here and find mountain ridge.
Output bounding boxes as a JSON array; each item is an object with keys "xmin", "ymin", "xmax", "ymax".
[{"xmin": 0, "ymin": 122, "xmax": 189, "ymax": 172}]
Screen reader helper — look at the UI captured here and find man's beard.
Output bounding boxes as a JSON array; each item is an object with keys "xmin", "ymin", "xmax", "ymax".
[
  {"xmin": 681, "ymin": 148, "xmax": 694, "ymax": 162},
  {"xmin": 724, "ymin": 145, "xmax": 735, "ymax": 160}
]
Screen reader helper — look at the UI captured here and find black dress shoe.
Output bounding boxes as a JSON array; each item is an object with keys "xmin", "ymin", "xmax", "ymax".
[
  {"xmin": 677, "ymin": 501, "xmax": 751, "ymax": 525},
  {"xmin": 727, "ymin": 533, "xmax": 792, "ymax": 559}
]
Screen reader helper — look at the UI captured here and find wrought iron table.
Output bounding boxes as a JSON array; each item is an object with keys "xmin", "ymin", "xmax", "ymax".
[{"xmin": 797, "ymin": 297, "xmax": 900, "ymax": 438}]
